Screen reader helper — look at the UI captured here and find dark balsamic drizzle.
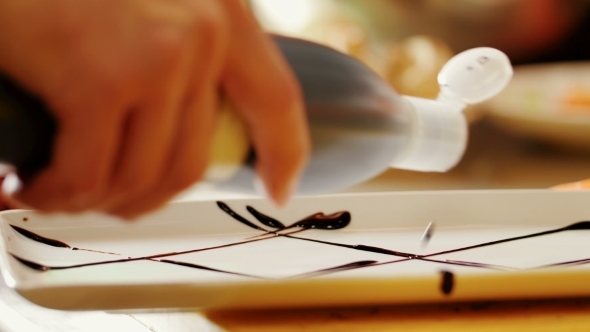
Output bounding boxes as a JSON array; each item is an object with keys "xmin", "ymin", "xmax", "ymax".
[
  {"xmin": 216, "ymin": 202, "xmax": 267, "ymax": 232},
  {"xmin": 288, "ymin": 260, "xmax": 378, "ymax": 279},
  {"xmin": 6, "ymin": 202, "xmax": 590, "ymax": 290},
  {"xmin": 424, "ymin": 221, "xmax": 590, "ymax": 258},
  {"xmin": 282, "ymin": 235, "xmax": 417, "ymax": 259},
  {"xmin": 440, "ymin": 271, "xmax": 454, "ymax": 295},
  {"xmin": 6, "ymin": 202, "xmax": 351, "ymax": 277},
  {"xmin": 222, "ymin": 206, "xmax": 590, "ymax": 274},
  {"xmin": 421, "ymin": 258, "xmax": 515, "ymax": 271},
  {"xmin": 145, "ymin": 228, "xmax": 307, "ymax": 260},
  {"xmin": 11, "ymin": 224, "xmax": 70, "ymax": 248},
  {"xmin": 246, "ymin": 205, "xmax": 351, "ymax": 230},
  {"xmin": 7, "ymin": 229, "xmax": 299, "ymax": 272},
  {"xmin": 156, "ymin": 260, "xmax": 265, "ymax": 279},
  {"xmin": 246, "ymin": 206, "xmax": 285, "ymax": 229},
  {"xmin": 242, "ymin": 205, "xmax": 417, "ymax": 258},
  {"xmin": 219, "ymin": 204, "xmax": 520, "ymax": 277},
  {"xmin": 284, "ymin": 212, "xmax": 351, "ymax": 230},
  {"xmin": 10, "ymin": 253, "xmax": 263, "ymax": 278},
  {"xmin": 11, "ymin": 254, "xmax": 140, "ymax": 271},
  {"xmin": 10, "ymin": 224, "xmax": 120, "ymax": 255},
  {"xmin": 11, "ymin": 255, "xmax": 51, "ymax": 271},
  {"xmin": 537, "ymin": 258, "xmax": 590, "ymax": 269}
]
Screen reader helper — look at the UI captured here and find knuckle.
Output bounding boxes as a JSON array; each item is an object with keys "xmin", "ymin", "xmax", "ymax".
[
  {"xmin": 50, "ymin": 79, "xmax": 127, "ymax": 118},
  {"xmin": 166, "ymin": 166, "xmax": 204, "ymax": 193},
  {"xmin": 148, "ymin": 28, "xmax": 188, "ymax": 66},
  {"xmin": 71, "ymin": 176, "xmax": 103, "ymax": 197},
  {"xmin": 189, "ymin": 9, "xmax": 229, "ymax": 62},
  {"xmin": 194, "ymin": 10, "xmax": 228, "ymax": 43},
  {"xmin": 55, "ymin": 176, "xmax": 102, "ymax": 206},
  {"xmin": 118, "ymin": 173, "xmax": 156, "ymax": 197},
  {"xmin": 144, "ymin": 6, "xmax": 229, "ymax": 75}
]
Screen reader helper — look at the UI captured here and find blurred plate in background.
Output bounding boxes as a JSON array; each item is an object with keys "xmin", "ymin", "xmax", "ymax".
[{"xmin": 484, "ymin": 62, "xmax": 590, "ymax": 151}]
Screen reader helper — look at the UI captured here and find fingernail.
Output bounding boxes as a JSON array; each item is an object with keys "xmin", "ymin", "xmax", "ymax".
[
  {"xmin": 253, "ymin": 175, "xmax": 297, "ymax": 207},
  {"xmin": 275, "ymin": 176, "xmax": 299, "ymax": 207}
]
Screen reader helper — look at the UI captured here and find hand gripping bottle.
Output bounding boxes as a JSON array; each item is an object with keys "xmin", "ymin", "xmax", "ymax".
[{"xmin": 0, "ymin": 36, "xmax": 512, "ymax": 196}]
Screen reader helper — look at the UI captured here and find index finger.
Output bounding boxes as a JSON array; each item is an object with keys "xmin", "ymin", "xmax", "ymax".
[{"xmin": 219, "ymin": 0, "xmax": 310, "ymax": 205}]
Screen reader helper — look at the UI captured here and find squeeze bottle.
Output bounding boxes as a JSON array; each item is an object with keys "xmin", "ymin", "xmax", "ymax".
[{"xmin": 0, "ymin": 36, "xmax": 512, "ymax": 195}]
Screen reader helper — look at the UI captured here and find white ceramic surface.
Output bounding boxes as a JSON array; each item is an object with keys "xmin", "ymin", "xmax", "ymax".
[{"xmin": 1, "ymin": 190, "xmax": 590, "ymax": 311}]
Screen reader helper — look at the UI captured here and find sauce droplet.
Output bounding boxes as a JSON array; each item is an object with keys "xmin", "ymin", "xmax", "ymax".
[{"xmin": 440, "ymin": 270, "xmax": 454, "ymax": 295}]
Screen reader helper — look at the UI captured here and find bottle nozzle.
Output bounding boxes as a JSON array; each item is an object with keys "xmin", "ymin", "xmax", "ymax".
[
  {"xmin": 437, "ymin": 47, "xmax": 513, "ymax": 105},
  {"xmin": 390, "ymin": 47, "xmax": 512, "ymax": 172}
]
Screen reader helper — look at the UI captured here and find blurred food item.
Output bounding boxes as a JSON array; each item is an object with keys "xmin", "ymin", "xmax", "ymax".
[
  {"xmin": 250, "ymin": 0, "xmax": 455, "ymax": 97},
  {"xmin": 303, "ymin": 18, "xmax": 454, "ymax": 99},
  {"xmin": 484, "ymin": 62, "xmax": 590, "ymax": 151},
  {"xmin": 250, "ymin": 0, "xmax": 486, "ymax": 124},
  {"xmin": 560, "ymin": 85, "xmax": 590, "ymax": 112},
  {"xmin": 300, "ymin": 10, "xmax": 369, "ymax": 57},
  {"xmin": 380, "ymin": 35, "xmax": 453, "ymax": 99},
  {"xmin": 552, "ymin": 178, "xmax": 590, "ymax": 190},
  {"xmin": 338, "ymin": 0, "xmax": 588, "ymax": 64},
  {"xmin": 302, "ymin": 15, "xmax": 454, "ymax": 98},
  {"xmin": 249, "ymin": 0, "xmax": 337, "ymax": 39}
]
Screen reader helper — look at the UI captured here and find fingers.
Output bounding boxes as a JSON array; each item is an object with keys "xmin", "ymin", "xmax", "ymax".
[
  {"xmin": 6, "ymin": 0, "xmax": 309, "ymax": 218},
  {"xmin": 11, "ymin": 94, "xmax": 123, "ymax": 212},
  {"xmin": 102, "ymin": 1, "xmax": 229, "ymax": 218},
  {"xmin": 109, "ymin": 85, "xmax": 218, "ymax": 219},
  {"xmin": 219, "ymin": 0, "xmax": 310, "ymax": 205},
  {"xmin": 96, "ymin": 100, "xmax": 182, "ymax": 212}
]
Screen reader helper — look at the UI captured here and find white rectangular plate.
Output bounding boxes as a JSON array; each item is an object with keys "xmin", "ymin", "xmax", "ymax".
[{"xmin": 1, "ymin": 190, "xmax": 590, "ymax": 311}]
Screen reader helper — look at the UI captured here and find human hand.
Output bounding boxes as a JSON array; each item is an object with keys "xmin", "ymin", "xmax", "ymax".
[{"xmin": 0, "ymin": 0, "xmax": 310, "ymax": 219}]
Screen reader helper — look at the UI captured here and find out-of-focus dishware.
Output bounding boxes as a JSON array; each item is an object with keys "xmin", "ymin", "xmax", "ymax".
[
  {"xmin": 484, "ymin": 62, "xmax": 590, "ymax": 151},
  {"xmin": 2, "ymin": 190, "xmax": 590, "ymax": 311}
]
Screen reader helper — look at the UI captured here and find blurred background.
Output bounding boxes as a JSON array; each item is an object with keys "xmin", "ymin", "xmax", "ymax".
[{"xmin": 238, "ymin": 0, "xmax": 590, "ymax": 193}]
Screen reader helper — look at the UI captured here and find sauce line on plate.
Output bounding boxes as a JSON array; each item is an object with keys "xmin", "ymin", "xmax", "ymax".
[{"xmin": 6, "ymin": 202, "xmax": 590, "ymax": 292}]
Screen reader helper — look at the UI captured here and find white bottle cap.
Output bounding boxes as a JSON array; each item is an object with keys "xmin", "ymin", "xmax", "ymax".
[
  {"xmin": 390, "ymin": 96, "xmax": 467, "ymax": 172},
  {"xmin": 391, "ymin": 47, "xmax": 512, "ymax": 172}
]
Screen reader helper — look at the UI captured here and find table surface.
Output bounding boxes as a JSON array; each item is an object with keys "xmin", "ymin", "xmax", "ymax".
[
  {"xmin": 2, "ymin": 120, "xmax": 590, "ymax": 331},
  {"xmin": 3, "ymin": 279, "xmax": 590, "ymax": 332}
]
